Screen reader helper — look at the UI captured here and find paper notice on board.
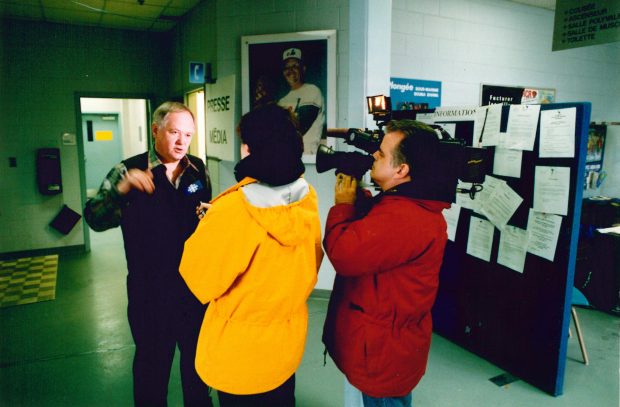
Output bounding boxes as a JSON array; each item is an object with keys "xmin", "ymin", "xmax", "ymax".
[
  {"xmin": 598, "ymin": 225, "xmax": 620, "ymax": 236},
  {"xmin": 497, "ymin": 225, "xmax": 529, "ymax": 273},
  {"xmin": 466, "ymin": 217, "xmax": 495, "ymax": 262},
  {"xmin": 527, "ymin": 209, "xmax": 562, "ymax": 261},
  {"xmin": 505, "ymin": 104, "xmax": 541, "ymax": 151},
  {"xmin": 442, "ymin": 204, "xmax": 461, "ymax": 242},
  {"xmin": 473, "ymin": 175, "xmax": 506, "ymax": 215},
  {"xmin": 539, "ymin": 108, "xmax": 576, "ymax": 158},
  {"xmin": 533, "ymin": 166, "xmax": 570, "ymax": 216},
  {"xmin": 480, "ymin": 182, "xmax": 523, "ymax": 230},
  {"xmin": 493, "ymin": 147, "xmax": 522, "ymax": 178}
]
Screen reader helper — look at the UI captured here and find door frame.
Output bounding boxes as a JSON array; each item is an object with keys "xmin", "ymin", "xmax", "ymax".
[{"xmin": 74, "ymin": 92, "xmax": 155, "ymax": 252}]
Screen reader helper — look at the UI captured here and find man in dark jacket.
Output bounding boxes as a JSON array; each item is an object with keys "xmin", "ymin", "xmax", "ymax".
[
  {"xmin": 322, "ymin": 120, "xmax": 452, "ymax": 407},
  {"xmin": 84, "ymin": 101, "xmax": 213, "ymax": 407}
]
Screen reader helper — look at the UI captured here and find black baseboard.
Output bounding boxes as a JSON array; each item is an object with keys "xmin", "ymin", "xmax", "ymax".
[{"xmin": 0, "ymin": 245, "xmax": 86, "ymax": 261}]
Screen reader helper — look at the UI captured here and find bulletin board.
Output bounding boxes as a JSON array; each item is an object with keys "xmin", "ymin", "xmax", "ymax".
[{"xmin": 432, "ymin": 102, "xmax": 591, "ymax": 396}]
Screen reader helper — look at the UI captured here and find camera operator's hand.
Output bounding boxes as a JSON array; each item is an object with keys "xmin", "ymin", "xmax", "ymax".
[{"xmin": 335, "ymin": 173, "xmax": 357, "ymax": 205}]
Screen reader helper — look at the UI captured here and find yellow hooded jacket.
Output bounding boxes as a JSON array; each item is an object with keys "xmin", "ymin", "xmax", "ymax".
[{"xmin": 179, "ymin": 177, "xmax": 323, "ymax": 394}]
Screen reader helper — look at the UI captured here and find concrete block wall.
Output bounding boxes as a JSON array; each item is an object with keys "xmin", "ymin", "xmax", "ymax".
[
  {"xmin": 0, "ymin": 20, "xmax": 168, "ymax": 254},
  {"xmin": 172, "ymin": 0, "xmax": 352, "ymax": 289},
  {"xmin": 2, "ymin": 0, "xmax": 618, "ymax": 265},
  {"xmin": 392, "ymin": 0, "xmax": 620, "ymax": 116},
  {"xmin": 391, "ymin": 0, "xmax": 620, "ymax": 198},
  {"xmin": 172, "ymin": 0, "xmax": 620, "ymax": 289}
]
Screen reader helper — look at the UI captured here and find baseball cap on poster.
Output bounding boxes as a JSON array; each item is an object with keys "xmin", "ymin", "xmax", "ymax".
[{"xmin": 282, "ymin": 47, "xmax": 302, "ymax": 61}]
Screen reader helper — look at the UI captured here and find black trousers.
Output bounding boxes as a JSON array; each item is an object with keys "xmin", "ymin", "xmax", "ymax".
[
  {"xmin": 127, "ymin": 289, "xmax": 212, "ymax": 407},
  {"xmin": 218, "ymin": 374, "xmax": 296, "ymax": 407}
]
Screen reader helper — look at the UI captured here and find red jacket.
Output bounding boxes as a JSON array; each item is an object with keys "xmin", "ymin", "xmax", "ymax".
[{"xmin": 322, "ymin": 185, "xmax": 450, "ymax": 397}]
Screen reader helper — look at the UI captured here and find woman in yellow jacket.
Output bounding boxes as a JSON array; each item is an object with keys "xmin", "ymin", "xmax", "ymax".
[{"xmin": 179, "ymin": 104, "xmax": 323, "ymax": 407}]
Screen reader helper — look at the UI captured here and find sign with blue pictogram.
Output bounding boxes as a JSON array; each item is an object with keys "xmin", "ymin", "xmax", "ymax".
[{"xmin": 189, "ymin": 62, "xmax": 205, "ymax": 84}]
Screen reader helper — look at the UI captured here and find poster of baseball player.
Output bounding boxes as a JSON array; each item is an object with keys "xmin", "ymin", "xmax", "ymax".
[{"xmin": 242, "ymin": 30, "xmax": 336, "ymax": 160}]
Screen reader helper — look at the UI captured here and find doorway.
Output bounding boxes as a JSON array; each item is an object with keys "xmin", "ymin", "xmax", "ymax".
[
  {"xmin": 185, "ymin": 88, "xmax": 206, "ymax": 160},
  {"xmin": 78, "ymin": 97, "xmax": 150, "ymax": 251}
]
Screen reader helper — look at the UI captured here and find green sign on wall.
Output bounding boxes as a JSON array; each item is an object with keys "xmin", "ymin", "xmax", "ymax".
[{"xmin": 553, "ymin": 0, "xmax": 620, "ymax": 51}]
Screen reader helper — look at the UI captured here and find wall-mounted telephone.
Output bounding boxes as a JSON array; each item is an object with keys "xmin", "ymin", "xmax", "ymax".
[{"xmin": 36, "ymin": 148, "xmax": 62, "ymax": 195}]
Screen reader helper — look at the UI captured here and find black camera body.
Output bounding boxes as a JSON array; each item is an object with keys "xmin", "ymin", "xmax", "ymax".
[
  {"xmin": 315, "ymin": 95, "xmax": 490, "ymax": 201},
  {"xmin": 316, "ymin": 128, "xmax": 380, "ymax": 179},
  {"xmin": 316, "ymin": 127, "xmax": 489, "ymax": 183}
]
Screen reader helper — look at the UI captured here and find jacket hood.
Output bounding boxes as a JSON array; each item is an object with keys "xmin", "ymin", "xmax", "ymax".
[
  {"xmin": 234, "ymin": 147, "xmax": 305, "ymax": 186},
  {"xmin": 239, "ymin": 178, "xmax": 317, "ymax": 247}
]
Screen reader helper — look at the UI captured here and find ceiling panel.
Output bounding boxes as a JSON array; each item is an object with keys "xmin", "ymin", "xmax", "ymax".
[
  {"xmin": 0, "ymin": 0, "xmax": 555, "ymax": 32},
  {"xmin": 44, "ymin": 8, "xmax": 102, "ymax": 25},
  {"xmin": 110, "ymin": 0, "xmax": 172, "ymax": 5},
  {"xmin": 41, "ymin": 0, "xmax": 104, "ymax": 9},
  {"xmin": 105, "ymin": 2, "xmax": 163, "ymax": 19},
  {"xmin": 0, "ymin": 0, "xmax": 201, "ymax": 32}
]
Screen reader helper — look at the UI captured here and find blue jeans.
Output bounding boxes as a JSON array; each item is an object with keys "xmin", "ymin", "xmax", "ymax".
[
  {"xmin": 362, "ymin": 393, "xmax": 412, "ymax": 407},
  {"xmin": 344, "ymin": 378, "xmax": 413, "ymax": 407}
]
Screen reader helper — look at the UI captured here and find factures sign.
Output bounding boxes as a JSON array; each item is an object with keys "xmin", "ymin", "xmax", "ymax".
[
  {"xmin": 481, "ymin": 85, "xmax": 555, "ymax": 106},
  {"xmin": 205, "ymin": 75, "xmax": 236, "ymax": 162}
]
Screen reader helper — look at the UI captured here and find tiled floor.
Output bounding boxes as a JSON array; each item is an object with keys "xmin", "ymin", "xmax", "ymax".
[{"xmin": 0, "ymin": 228, "xmax": 618, "ymax": 406}]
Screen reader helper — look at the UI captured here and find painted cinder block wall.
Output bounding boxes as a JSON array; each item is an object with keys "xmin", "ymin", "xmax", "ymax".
[
  {"xmin": 170, "ymin": 0, "xmax": 620, "ymax": 289},
  {"xmin": 1, "ymin": 0, "xmax": 618, "ymax": 286},
  {"xmin": 390, "ymin": 0, "xmax": 620, "ymax": 198},
  {"xmin": 0, "ymin": 20, "xmax": 169, "ymax": 254},
  {"xmin": 170, "ymin": 0, "xmax": 353, "ymax": 290}
]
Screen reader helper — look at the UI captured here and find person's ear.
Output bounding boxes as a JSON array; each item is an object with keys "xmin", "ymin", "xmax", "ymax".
[
  {"xmin": 395, "ymin": 163, "xmax": 410, "ymax": 179},
  {"xmin": 151, "ymin": 123, "xmax": 158, "ymax": 138},
  {"xmin": 240, "ymin": 143, "xmax": 251, "ymax": 158}
]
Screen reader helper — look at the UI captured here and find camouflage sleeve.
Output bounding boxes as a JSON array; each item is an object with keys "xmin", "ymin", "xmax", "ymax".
[{"xmin": 83, "ymin": 163, "xmax": 128, "ymax": 232}]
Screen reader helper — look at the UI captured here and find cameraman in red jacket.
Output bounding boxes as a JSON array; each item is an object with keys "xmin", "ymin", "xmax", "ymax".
[{"xmin": 322, "ymin": 120, "xmax": 452, "ymax": 407}]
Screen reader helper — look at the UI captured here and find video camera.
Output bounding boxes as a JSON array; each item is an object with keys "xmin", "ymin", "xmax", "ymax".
[
  {"xmin": 315, "ymin": 128, "xmax": 379, "ymax": 179},
  {"xmin": 316, "ymin": 95, "xmax": 490, "ymax": 199}
]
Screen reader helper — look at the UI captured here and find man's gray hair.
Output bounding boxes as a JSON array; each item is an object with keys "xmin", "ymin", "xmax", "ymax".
[{"xmin": 152, "ymin": 101, "xmax": 194, "ymax": 127}]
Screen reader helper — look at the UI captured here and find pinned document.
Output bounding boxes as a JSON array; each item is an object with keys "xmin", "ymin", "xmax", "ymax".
[
  {"xmin": 497, "ymin": 225, "xmax": 528, "ymax": 273},
  {"xmin": 533, "ymin": 166, "xmax": 570, "ymax": 216},
  {"xmin": 442, "ymin": 204, "xmax": 461, "ymax": 242},
  {"xmin": 466, "ymin": 217, "xmax": 495, "ymax": 262},
  {"xmin": 505, "ymin": 104, "xmax": 541, "ymax": 151},
  {"xmin": 539, "ymin": 108, "xmax": 576, "ymax": 158},
  {"xmin": 527, "ymin": 209, "xmax": 562, "ymax": 261}
]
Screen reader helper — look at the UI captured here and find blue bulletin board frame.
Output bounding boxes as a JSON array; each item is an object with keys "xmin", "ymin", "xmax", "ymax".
[{"xmin": 432, "ymin": 102, "xmax": 591, "ymax": 396}]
